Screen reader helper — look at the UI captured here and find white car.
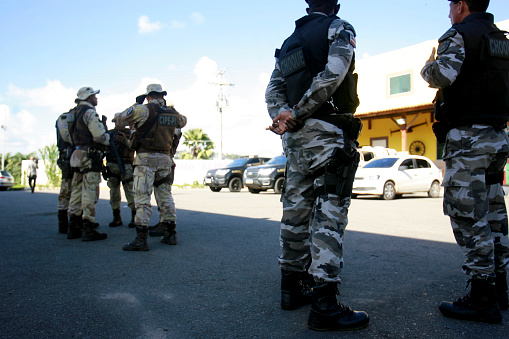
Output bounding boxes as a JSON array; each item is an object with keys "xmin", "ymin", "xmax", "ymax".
[{"xmin": 352, "ymin": 155, "xmax": 442, "ymax": 200}]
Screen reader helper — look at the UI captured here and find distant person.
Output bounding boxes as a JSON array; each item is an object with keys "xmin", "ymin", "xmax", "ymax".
[
  {"xmin": 265, "ymin": 0, "xmax": 368, "ymax": 331},
  {"xmin": 56, "ymin": 110, "xmax": 74, "ymax": 234},
  {"xmin": 27, "ymin": 156, "xmax": 37, "ymax": 193},
  {"xmin": 67, "ymin": 86, "xmax": 110, "ymax": 241},
  {"xmin": 114, "ymin": 84, "xmax": 187, "ymax": 251},
  {"xmin": 421, "ymin": 0, "xmax": 509, "ymax": 324},
  {"xmin": 104, "ymin": 123, "xmax": 136, "ymax": 228}
]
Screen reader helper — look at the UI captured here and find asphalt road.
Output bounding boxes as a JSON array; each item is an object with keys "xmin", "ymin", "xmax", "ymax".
[{"xmin": 0, "ymin": 187, "xmax": 508, "ymax": 338}]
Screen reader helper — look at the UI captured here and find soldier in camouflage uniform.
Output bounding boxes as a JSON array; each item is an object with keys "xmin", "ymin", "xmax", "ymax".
[
  {"xmin": 114, "ymin": 84, "xmax": 187, "ymax": 251},
  {"xmin": 105, "ymin": 124, "xmax": 136, "ymax": 228},
  {"xmin": 266, "ymin": 0, "xmax": 368, "ymax": 331},
  {"xmin": 56, "ymin": 111, "xmax": 74, "ymax": 234},
  {"xmin": 67, "ymin": 87, "xmax": 110, "ymax": 242},
  {"xmin": 421, "ymin": 0, "xmax": 509, "ymax": 324},
  {"xmin": 148, "ymin": 128, "xmax": 182, "ymax": 237}
]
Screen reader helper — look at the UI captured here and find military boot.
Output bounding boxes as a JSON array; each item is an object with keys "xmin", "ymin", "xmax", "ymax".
[
  {"xmin": 67, "ymin": 215, "xmax": 82, "ymax": 239},
  {"xmin": 123, "ymin": 226, "xmax": 149, "ymax": 251},
  {"xmin": 58, "ymin": 210, "xmax": 69, "ymax": 234},
  {"xmin": 495, "ymin": 272, "xmax": 508, "ymax": 310},
  {"xmin": 109, "ymin": 209, "xmax": 123, "ymax": 227},
  {"xmin": 439, "ymin": 278, "xmax": 502, "ymax": 324},
  {"xmin": 308, "ymin": 282, "xmax": 369, "ymax": 331},
  {"xmin": 281, "ymin": 269, "xmax": 314, "ymax": 310},
  {"xmin": 149, "ymin": 222, "xmax": 167, "ymax": 237},
  {"xmin": 160, "ymin": 221, "xmax": 177, "ymax": 245},
  {"xmin": 128, "ymin": 209, "xmax": 136, "ymax": 228},
  {"xmin": 82, "ymin": 220, "xmax": 108, "ymax": 242}
]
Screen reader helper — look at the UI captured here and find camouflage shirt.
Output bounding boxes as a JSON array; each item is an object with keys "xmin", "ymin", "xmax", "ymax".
[
  {"xmin": 114, "ymin": 98, "xmax": 187, "ymax": 130},
  {"xmin": 421, "ymin": 27, "xmax": 465, "ymax": 89},
  {"xmin": 56, "ymin": 113, "xmax": 72, "ymax": 145},
  {"xmin": 265, "ymin": 14, "xmax": 356, "ymax": 121}
]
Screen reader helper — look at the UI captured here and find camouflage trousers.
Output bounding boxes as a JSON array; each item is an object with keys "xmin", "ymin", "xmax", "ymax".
[
  {"xmin": 58, "ymin": 177, "xmax": 72, "ymax": 211},
  {"xmin": 279, "ymin": 119, "xmax": 356, "ymax": 283},
  {"xmin": 107, "ymin": 162, "xmax": 135, "ymax": 211},
  {"xmin": 443, "ymin": 125, "xmax": 509, "ymax": 278},
  {"xmin": 67, "ymin": 170, "xmax": 101, "ymax": 222},
  {"xmin": 133, "ymin": 153, "xmax": 176, "ymax": 227}
]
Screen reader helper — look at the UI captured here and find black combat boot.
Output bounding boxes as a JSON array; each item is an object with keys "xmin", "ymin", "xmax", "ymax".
[
  {"xmin": 109, "ymin": 209, "xmax": 123, "ymax": 227},
  {"xmin": 308, "ymin": 282, "xmax": 369, "ymax": 331},
  {"xmin": 123, "ymin": 226, "xmax": 149, "ymax": 251},
  {"xmin": 281, "ymin": 269, "xmax": 314, "ymax": 310},
  {"xmin": 160, "ymin": 221, "xmax": 177, "ymax": 245},
  {"xmin": 149, "ymin": 222, "xmax": 167, "ymax": 237},
  {"xmin": 58, "ymin": 210, "xmax": 69, "ymax": 234},
  {"xmin": 495, "ymin": 272, "xmax": 508, "ymax": 311},
  {"xmin": 82, "ymin": 220, "xmax": 108, "ymax": 242},
  {"xmin": 128, "ymin": 209, "xmax": 136, "ymax": 228},
  {"xmin": 67, "ymin": 215, "xmax": 82, "ymax": 239},
  {"xmin": 439, "ymin": 278, "xmax": 502, "ymax": 324}
]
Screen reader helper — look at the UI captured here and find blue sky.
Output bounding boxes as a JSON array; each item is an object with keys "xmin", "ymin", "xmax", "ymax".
[{"xmin": 1, "ymin": 0, "xmax": 508, "ymax": 157}]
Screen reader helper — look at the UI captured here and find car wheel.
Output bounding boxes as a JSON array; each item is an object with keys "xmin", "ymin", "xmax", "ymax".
[
  {"xmin": 274, "ymin": 177, "xmax": 285, "ymax": 194},
  {"xmin": 209, "ymin": 187, "xmax": 221, "ymax": 192},
  {"xmin": 248, "ymin": 188, "xmax": 262, "ymax": 194},
  {"xmin": 428, "ymin": 180, "xmax": 441, "ymax": 198},
  {"xmin": 228, "ymin": 177, "xmax": 242, "ymax": 192},
  {"xmin": 382, "ymin": 181, "xmax": 396, "ymax": 200}
]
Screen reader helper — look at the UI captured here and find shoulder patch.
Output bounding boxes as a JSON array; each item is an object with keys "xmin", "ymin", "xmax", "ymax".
[
  {"xmin": 343, "ymin": 23, "xmax": 356, "ymax": 37},
  {"xmin": 437, "ymin": 40, "xmax": 452, "ymax": 55},
  {"xmin": 126, "ymin": 107, "xmax": 133, "ymax": 116},
  {"xmin": 438, "ymin": 27, "xmax": 458, "ymax": 43}
]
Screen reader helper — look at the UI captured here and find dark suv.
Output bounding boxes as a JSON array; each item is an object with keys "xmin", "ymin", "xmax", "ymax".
[
  {"xmin": 244, "ymin": 155, "xmax": 286, "ymax": 194},
  {"xmin": 204, "ymin": 157, "xmax": 270, "ymax": 192}
]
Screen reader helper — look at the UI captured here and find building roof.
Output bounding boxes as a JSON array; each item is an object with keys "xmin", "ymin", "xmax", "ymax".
[{"xmin": 354, "ymin": 103, "xmax": 434, "ymax": 120}]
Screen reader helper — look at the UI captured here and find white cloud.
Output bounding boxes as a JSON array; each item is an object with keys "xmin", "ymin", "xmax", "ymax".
[
  {"xmin": 138, "ymin": 15, "xmax": 162, "ymax": 34},
  {"xmin": 190, "ymin": 12, "xmax": 205, "ymax": 24},
  {"xmin": 171, "ymin": 20, "xmax": 186, "ymax": 29},
  {"xmin": 1, "ymin": 57, "xmax": 281, "ymax": 158}
]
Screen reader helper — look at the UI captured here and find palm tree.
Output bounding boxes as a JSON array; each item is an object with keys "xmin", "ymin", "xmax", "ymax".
[
  {"xmin": 181, "ymin": 128, "xmax": 215, "ymax": 159},
  {"xmin": 39, "ymin": 144, "xmax": 60, "ymax": 187}
]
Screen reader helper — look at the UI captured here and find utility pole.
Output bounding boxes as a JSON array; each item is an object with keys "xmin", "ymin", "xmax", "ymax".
[
  {"xmin": 1, "ymin": 106, "xmax": 6, "ymax": 171},
  {"xmin": 209, "ymin": 69, "xmax": 234, "ymax": 160}
]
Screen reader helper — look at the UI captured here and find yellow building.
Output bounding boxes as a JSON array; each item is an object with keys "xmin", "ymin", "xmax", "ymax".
[{"xmin": 354, "ymin": 19, "xmax": 509, "ymax": 162}]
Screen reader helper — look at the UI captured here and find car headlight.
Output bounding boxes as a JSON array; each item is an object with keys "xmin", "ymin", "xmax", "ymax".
[
  {"xmin": 258, "ymin": 168, "xmax": 274, "ymax": 176},
  {"xmin": 216, "ymin": 169, "xmax": 230, "ymax": 176}
]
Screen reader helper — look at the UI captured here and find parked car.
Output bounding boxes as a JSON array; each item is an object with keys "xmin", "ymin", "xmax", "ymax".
[
  {"xmin": 358, "ymin": 146, "xmax": 398, "ymax": 167},
  {"xmin": 204, "ymin": 156, "xmax": 270, "ymax": 192},
  {"xmin": 352, "ymin": 155, "xmax": 442, "ymax": 200},
  {"xmin": 244, "ymin": 155, "xmax": 286, "ymax": 194},
  {"xmin": 0, "ymin": 170, "xmax": 14, "ymax": 191}
]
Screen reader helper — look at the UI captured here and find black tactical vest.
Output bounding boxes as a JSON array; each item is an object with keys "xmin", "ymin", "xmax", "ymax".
[
  {"xmin": 276, "ymin": 13, "xmax": 359, "ymax": 118},
  {"xmin": 134, "ymin": 103, "xmax": 179, "ymax": 153},
  {"xmin": 439, "ymin": 12, "xmax": 509, "ymax": 127},
  {"xmin": 67, "ymin": 105, "xmax": 95, "ymax": 147},
  {"xmin": 105, "ymin": 128, "xmax": 135, "ymax": 163}
]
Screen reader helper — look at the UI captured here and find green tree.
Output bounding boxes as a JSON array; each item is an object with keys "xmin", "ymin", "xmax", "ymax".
[
  {"xmin": 181, "ymin": 128, "xmax": 215, "ymax": 159},
  {"xmin": 38, "ymin": 144, "xmax": 60, "ymax": 188}
]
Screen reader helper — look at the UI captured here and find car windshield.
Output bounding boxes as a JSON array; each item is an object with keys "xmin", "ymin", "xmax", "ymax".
[
  {"xmin": 266, "ymin": 155, "xmax": 286, "ymax": 165},
  {"xmin": 363, "ymin": 158, "xmax": 398, "ymax": 168},
  {"xmin": 226, "ymin": 158, "xmax": 249, "ymax": 167}
]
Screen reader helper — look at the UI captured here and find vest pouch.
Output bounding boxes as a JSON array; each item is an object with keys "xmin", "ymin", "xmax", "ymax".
[{"xmin": 331, "ymin": 72, "xmax": 360, "ymax": 113}]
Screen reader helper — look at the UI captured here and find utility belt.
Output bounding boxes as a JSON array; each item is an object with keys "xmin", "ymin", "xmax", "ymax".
[
  {"xmin": 314, "ymin": 110, "xmax": 363, "ymax": 141},
  {"xmin": 73, "ymin": 145, "xmax": 104, "ymax": 174},
  {"xmin": 432, "ymin": 120, "xmax": 507, "ymax": 144}
]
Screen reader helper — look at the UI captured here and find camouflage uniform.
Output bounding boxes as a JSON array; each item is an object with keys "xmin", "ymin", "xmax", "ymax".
[
  {"xmin": 56, "ymin": 113, "xmax": 73, "ymax": 211},
  {"xmin": 114, "ymin": 98, "xmax": 186, "ymax": 227},
  {"xmin": 106, "ymin": 128, "xmax": 135, "ymax": 213},
  {"xmin": 421, "ymin": 24, "xmax": 509, "ymax": 279},
  {"xmin": 266, "ymin": 15, "xmax": 357, "ymax": 283},
  {"xmin": 68, "ymin": 101, "xmax": 110, "ymax": 223}
]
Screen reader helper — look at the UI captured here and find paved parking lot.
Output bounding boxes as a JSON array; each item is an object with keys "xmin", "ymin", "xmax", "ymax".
[{"xmin": 0, "ymin": 188, "xmax": 507, "ymax": 338}]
